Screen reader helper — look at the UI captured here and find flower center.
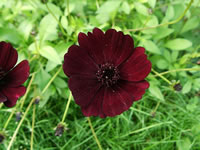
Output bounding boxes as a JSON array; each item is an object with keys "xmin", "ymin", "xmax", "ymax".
[{"xmin": 96, "ymin": 63, "xmax": 120, "ymax": 87}]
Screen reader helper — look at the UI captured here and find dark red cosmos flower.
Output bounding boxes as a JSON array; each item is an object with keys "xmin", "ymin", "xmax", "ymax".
[
  {"xmin": 0, "ymin": 41, "xmax": 30, "ymax": 107},
  {"xmin": 63, "ymin": 28, "xmax": 151, "ymax": 118}
]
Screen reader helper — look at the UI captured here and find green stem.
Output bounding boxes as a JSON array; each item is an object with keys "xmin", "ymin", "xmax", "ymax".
[
  {"xmin": 42, "ymin": 66, "xmax": 62, "ymax": 94},
  {"xmin": 126, "ymin": 0, "xmax": 194, "ymax": 32},
  {"xmin": 3, "ymin": 109, "xmax": 16, "ymax": 131},
  {"xmin": 20, "ymin": 73, "xmax": 35, "ymax": 109},
  {"xmin": 87, "ymin": 117, "xmax": 103, "ymax": 150},
  {"xmin": 153, "ymin": 67, "xmax": 200, "ymax": 77},
  {"xmin": 67, "ymin": 0, "xmax": 71, "ymax": 21},
  {"xmin": 46, "ymin": 3, "xmax": 67, "ymax": 36},
  {"xmin": 7, "ymin": 97, "xmax": 36, "ymax": 150},
  {"xmin": 61, "ymin": 92, "xmax": 72, "ymax": 123},
  {"xmin": 152, "ymin": 69, "xmax": 172, "ymax": 85},
  {"xmin": 7, "ymin": 67, "xmax": 61, "ymax": 150},
  {"xmin": 30, "ymin": 104, "xmax": 36, "ymax": 150}
]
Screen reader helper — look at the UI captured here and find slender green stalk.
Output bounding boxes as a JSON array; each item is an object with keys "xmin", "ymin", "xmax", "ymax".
[
  {"xmin": 153, "ymin": 67, "xmax": 200, "ymax": 77},
  {"xmin": 42, "ymin": 66, "xmax": 62, "ymax": 94},
  {"xmin": 7, "ymin": 97, "xmax": 36, "ymax": 150},
  {"xmin": 7, "ymin": 67, "xmax": 62, "ymax": 150},
  {"xmin": 20, "ymin": 73, "xmax": 35, "ymax": 109},
  {"xmin": 67, "ymin": 0, "xmax": 71, "ymax": 20},
  {"xmin": 126, "ymin": 0, "xmax": 194, "ymax": 32},
  {"xmin": 152, "ymin": 69, "xmax": 172, "ymax": 85},
  {"xmin": 3, "ymin": 109, "xmax": 16, "ymax": 131},
  {"xmin": 96, "ymin": 0, "xmax": 99, "ymax": 9},
  {"xmin": 46, "ymin": 3, "xmax": 67, "ymax": 36},
  {"xmin": 61, "ymin": 92, "xmax": 72, "ymax": 123},
  {"xmin": 30, "ymin": 104, "xmax": 36, "ymax": 150},
  {"xmin": 87, "ymin": 117, "xmax": 103, "ymax": 150}
]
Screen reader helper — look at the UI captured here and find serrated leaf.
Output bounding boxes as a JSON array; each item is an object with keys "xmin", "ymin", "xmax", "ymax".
[
  {"xmin": 156, "ymin": 59, "xmax": 168, "ymax": 70},
  {"xmin": 40, "ymin": 45, "xmax": 62, "ymax": 64},
  {"xmin": 142, "ymin": 40, "xmax": 161, "ymax": 54},
  {"xmin": 165, "ymin": 38, "xmax": 192, "ymax": 51},
  {"xmin": 47, "ymin": 3, "xmax": 62, "ymax": 16},
  {"xmin": 18, "ymin": 20, "xmax": 33, "ymax": 41}
]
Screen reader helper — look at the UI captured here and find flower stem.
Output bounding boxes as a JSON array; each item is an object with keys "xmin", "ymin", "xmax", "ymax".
[
  {"xmin": 151, "ymin": 69, "xmax": 172, "ymax": 85},
  {"xmin": 87, "ymin": 117, "xmax": 103, "ymax": 150},
  {"xmin": 20, "ymin": 73, "xmax": 35, "ymax": 110},
  {"xmin": 30, "ymin": 104, "xmax": 36, "ymax": 150},
  {"xmin": 7, "ymin": 67, "xmax": 61, "ymax": 150},
  {"xmin": 42, "ymin": 66, "xmax": 62, "ymax": 94},
  {"xmin": 0, "ymin": 103, "xmax": 3, "ymax": 109},
  {"xmin": 46, "ymin": 3, "xmax": 67, "ymax": 36},
  {"xmin": 126, "ymin": 0, "xmax": 194, "ymax": 32},
  {"xmin": 67, "ymin": 0, "xmax": 71, "ymax": 20},
  {"xmin": 153, "ymin": 67, "xmax": 200, "ymax": 77},
  {"xmin": 7, "ymin": 97, "xmax": 35, "ymax": 150},
  {"xmin": 61, "ymin": 92, "xmax": 72, "ymax": 123},
  {"xmin": 3, "ymin": 109, "xmax": 16, "ymax": 131}
]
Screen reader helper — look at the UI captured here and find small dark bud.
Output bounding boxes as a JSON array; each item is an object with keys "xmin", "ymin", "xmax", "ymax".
[
  {"xmin": 0, "ymin": 133, "xmax": 5, "ymax": 144},
  {"xmin": 173, "ymin": 83, "xmax": 182, "ymax": 91},
  {"xmin": 34, "ymin": 97, "xmax": 40, "ymax": 104},
  {"xmin": 41, "ymin": 0, "xmax": 48, "ymax": 4},
  {"xmin": 55, "ymin": 124, "xmax": 64, "ymax": 136},
  {"xmin": 16, "ymin": 112, "xmax": 22, "ymax": 122},
  {"xmin": 58, "ymin": 32, "xmax": 63, "ymax": 37}
]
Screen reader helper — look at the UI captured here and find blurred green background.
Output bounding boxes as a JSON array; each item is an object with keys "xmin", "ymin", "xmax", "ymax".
[{"xmin": 0, "ymin": 0, "xmax": 200, "ymax": 149}]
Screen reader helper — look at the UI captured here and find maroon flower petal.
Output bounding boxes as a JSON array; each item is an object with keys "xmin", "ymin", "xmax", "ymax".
[
  {"xmin": 81, "ymin": 88, "xmax": 106, "ymax": 118},
  {"xmin": 63, "ymin": 45, "xmax": 97, "ymax": 77},
  {"xmin": 78, "ymin": 28, "xmax": 105, "ymax": 64},
  {"xmin": 2, "ymin": 86, "xmax": 26, "ymax": 107},
  {"xmin": 0, "ymin": 41, "xmax": 18, "ymax": 72},
  {"xmin": 104, "ymin": 29, "xmax": 134, "ymax": 66},
  {"xmin": 0, "ymin": 92, "xmax": 7, "ymax": 102},
  {"xmin": 68, "ymin": 76, "xmax": 102, "ymax": 107},
  {"xmin": 118, "ymin": 80, "xmax": 149, "ymax": 101},
  {"xmin": 4, "ymin": 60, "xmax": 30, "ymax": 87},
  {"xmin": 119, "ymin": 47, "xmax": 151, "ymax": 81},
  {"xmin": 102, "ymin": 86, "xmax": 133, "ymax": 117}
]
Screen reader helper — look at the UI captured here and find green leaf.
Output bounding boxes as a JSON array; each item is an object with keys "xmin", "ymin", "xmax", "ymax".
[
  {"xmin": 0, "ymin": 27, "xmax": 23, "ymax": 44},
  {"xmin": 182, "ymin": 81, "xmax": 192, "ymax": 94},
  {"xmin": 156, "ymin": 59, "xmax": 168, "ymax": 70},
  {"xmin": 148, "ymin": 0, "xmax": 156, "ymax": 8},
  {"xmin": 18, "ymin": 20, "xmax": 33, "ymax": 41},
  {"xmin": 153, "ymin": 27, "xmax": 174, "ymax": 40},
  {"xmin": 47, "ymin": 3, "xmax": 62, "ymax": 16},
  {"xmin": 142, "ymin": 40, "xmax": 161, "ymax": 54},
  {"xmin": 120, "ymin": 1, "xmax": 131, "ymax": 14},
  {"xmin": 165, "ymin": 38, "xmax": 192, "ymax": 51},
  {"xmin": 134, "ymin": 2, "xmax": 149, "ymax": 16},
  {"xmin": 39, "ymin": 14, "xmax": 58, "ymax": 42},
  {"xmin": 165, "ymin": 5, "xmax": 174, "ymax": 21},
  {"xmin": 40, "ymin": 45, "xmax": 62, "ymax": 64},
  {"xmin": 181, "ymin": 17, "xmax": 199, "ymax": 33},
  {"xmin": 149, "ymin": 83, "xmax": 164, "ymax": 101},
  {"xmin": 53, "ymin": 77, "xmax": 68, "ymax": 88},
  {"xmin": 177, "ymin": 138, "xmax": 191, "ymax": 150},
  {"xmin": 96, "ymin": 0, "xmax": 122, "ymax": 24}
]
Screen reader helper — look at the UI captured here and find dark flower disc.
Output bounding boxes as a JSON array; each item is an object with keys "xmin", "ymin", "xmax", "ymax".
[
  {"xmin": 63, "ymin": 28, "xmax": 151, "ymax": 118},
  {"xmin": 0, "ymin": 41, "xmax": 30, "ymax": 107}
]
